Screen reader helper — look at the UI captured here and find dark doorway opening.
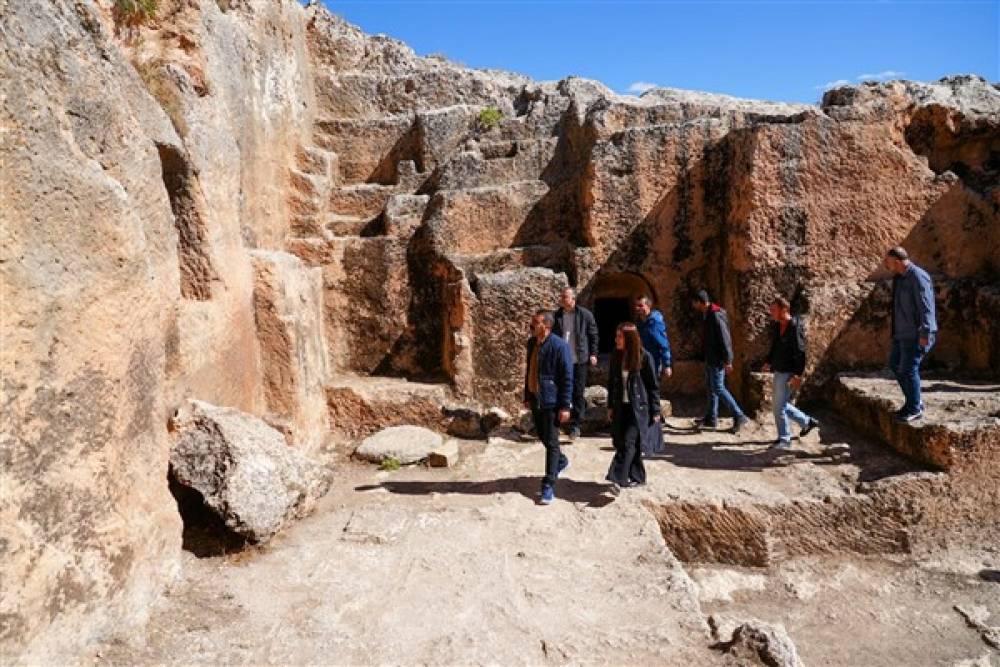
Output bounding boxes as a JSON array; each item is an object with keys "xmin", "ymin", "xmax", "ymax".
[{"xmin": 594, "ymin": 297, "xmax": 631, "ymax": 354}]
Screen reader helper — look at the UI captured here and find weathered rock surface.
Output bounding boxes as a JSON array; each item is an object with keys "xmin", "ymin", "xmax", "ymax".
[
  {"xmin": 354, "ymin": 425, "xmax": 444, "ymax": 465},
  {"xmin": 169, "ymin": 400, "xmax": 331, "ymax": 544},
  {"xmin": 716, "ymin": 619, "xmax": 804, "ymax": 667},
  {"xmin": 251, "ymin": 250, "xmax": 331, "ymax": 452},
  {"xmin": 4, "ymin": 0, "xmax": 998, "ymax": 660}
]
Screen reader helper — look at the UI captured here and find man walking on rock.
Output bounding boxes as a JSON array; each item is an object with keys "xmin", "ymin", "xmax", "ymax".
[
  {"xmin": 884, "ymin": 246, "xmax": 937, "ymax": 422},
  {"xmin": 552, "ymin": 287, "xmax": 599, "ymax": 441},
  {"xmin": 524, "ymin": 310, "xmax": 573, "ymax": 505},
  {"xmin": 761, "ymin": 296, "xmax": 819, "ymax": 448},
  {"xmin": 691, "ymin": 290, "xmax": 748, "ymax": 434}
]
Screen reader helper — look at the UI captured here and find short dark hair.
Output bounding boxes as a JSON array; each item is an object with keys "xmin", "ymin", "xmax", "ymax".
[
  {"xmin": 887, "ymin": 246, "xmax": 909, "ymax": 261},
  {"xmin": 772, "ymin": 295, "xmax": 790, "ymax": 311},
  {"xmin": 534, "ymin": 309, "xmax": 555, "ymax": 329},
  {"xmin": 692, "ymin": 289, "xmax": 710, "ymax": 304},
  {"xmin": 634, "ymin": 294, "xmax": 652, "ymax": 306}
]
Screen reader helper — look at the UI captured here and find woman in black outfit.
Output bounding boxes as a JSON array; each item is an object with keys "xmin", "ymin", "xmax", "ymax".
[{"xmin": 606, "ymin": 323, "xmax": 662, "ymax": 488}]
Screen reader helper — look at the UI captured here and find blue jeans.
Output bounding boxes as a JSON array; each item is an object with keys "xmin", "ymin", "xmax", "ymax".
[
  {"xmin": 704, "ymin": 364, "xmax": 745, "ymax": 422},
  {"xmin": 772, "ymin": 372, "xmax": 811, "ymax": 443},
  {"xmin": 889, "ymin": 335, "xmax": 934, "ymax": 414}
]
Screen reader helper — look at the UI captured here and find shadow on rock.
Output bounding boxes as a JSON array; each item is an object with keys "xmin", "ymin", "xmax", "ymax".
[{"xmin": 355, "ymin": 476, "xmax": 617, "ymax": 508}]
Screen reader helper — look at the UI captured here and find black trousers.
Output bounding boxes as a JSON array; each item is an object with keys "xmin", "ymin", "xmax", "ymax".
[
  {"xmin": 569, "ymin": 362, "xmax": 588, "ymax": 428},
  {"xmin": 533, "ymin": 406, "xmax": 568, "ymax": 488},
  {"xmin": 607, "ymin": 408, "xmax": 646, "ymax": 486}
]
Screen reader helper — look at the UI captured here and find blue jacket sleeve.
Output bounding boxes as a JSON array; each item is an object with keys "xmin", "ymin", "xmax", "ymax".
[
  {"xmin": 651, "ymin": 312, "xmax": 672, "ymax": 368},
  {"xmin": 558, "ymin": 342, "xmax": 573, "ymax": 409},
  {"xmin": 915, "ymin": 270, "xmax": 937, "ymax": 337}
]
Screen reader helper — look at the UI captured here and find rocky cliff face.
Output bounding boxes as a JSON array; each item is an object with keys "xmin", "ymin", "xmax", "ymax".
[{"xmin": 1, "ymin": 0, "xmax": 997, "ymax": 661}]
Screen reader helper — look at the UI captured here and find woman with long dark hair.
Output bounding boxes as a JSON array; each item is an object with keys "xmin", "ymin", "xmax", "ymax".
[{"xmin": 605, "ymin": 322, "xmax": 662, "ymax": 488}]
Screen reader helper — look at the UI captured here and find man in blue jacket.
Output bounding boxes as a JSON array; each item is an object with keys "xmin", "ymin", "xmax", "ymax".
[
  {"xmin": 633, "ymin": 295, "xmax": 673, "ymax": 380},
  {"xmin": 523, "ymin": 310, "xmax": 574, "ymax": 505},
  {"xmin": 884, "ymin": 246, "xmax": 937, "ymax": 422}
]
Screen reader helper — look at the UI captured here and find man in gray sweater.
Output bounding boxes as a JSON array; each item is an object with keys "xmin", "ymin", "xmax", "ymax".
[{"xmin": 884, "ymin": 246, "xmax": 937, "ymax": 422}]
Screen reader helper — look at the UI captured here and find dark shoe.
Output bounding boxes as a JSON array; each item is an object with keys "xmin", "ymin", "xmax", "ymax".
[
  {"xmin": 569, "ymin": 427, "xmax": 581, "ymax": 441},
  {"xmin": 894, "ymin": 410, "xmax": 924, "ymax": 424},
  {"xmin": 800, "ymin": 418, "xmax": 819, "ymax": 438},
  {"xmin": 626, "ymin": 480, "xmax": 646, "ymax": 488},
  {"xmin": 693, "ymin": 417, "xmax": 718, "ymax": 429},
  {"xmin": 769, "ymin": 439, "xmax": 792, "ymax": 450},
  {"xmin": 729, "ymin": 415, "xmax": 749, "ymax": 435},
  {"xmin": 540, "ymin": 485, "xmax": 555, "ymax": 505},
  {"xmin": 557, "ymin": 458, "xmax": 570, "ymax": 479}
]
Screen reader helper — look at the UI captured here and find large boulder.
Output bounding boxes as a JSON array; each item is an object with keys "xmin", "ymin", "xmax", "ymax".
[
  {"xmin": 169, "ymin": 400, "xmax": 331, "ymax": 544},
  {"xmin": 355, "ymin": 425, "xmax": 444, "ymax": 465}
]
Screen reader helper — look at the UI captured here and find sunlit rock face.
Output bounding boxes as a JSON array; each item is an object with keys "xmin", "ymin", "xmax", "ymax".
[{"xmin": 2, "ymin": 0, "xmax": 997, "ymax": 660}]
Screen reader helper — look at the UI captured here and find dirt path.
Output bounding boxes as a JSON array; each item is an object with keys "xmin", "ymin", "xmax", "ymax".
[{"xmin": 90, "ymin": 414, "xmax": 999, "ymax": 666}]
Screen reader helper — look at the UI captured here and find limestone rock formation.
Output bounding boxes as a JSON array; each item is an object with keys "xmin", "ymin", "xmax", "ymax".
[
  {"xmin": 715, "ymin": 618, "xmax": 804, "ymax": 667},
  {"xmin": 169, "ymin": 400, "xmax": 331, "ymax": 543},
  {"xmin": 2, "ymin": 0, "xmax": 998, "ymax": 660},
  {"xmin": 355, "ymin": 425, "xmax": 445, "ymax": 465}
]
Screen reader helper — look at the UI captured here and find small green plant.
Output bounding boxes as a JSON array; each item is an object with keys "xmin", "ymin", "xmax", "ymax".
[
  {"xmin": 113, "ymin": 0, "xmax": 158, "ymax": 32},
  {"xmin": 379, "ymin": 457, "xmax": 402, "ymax": 472},
  {"xmin": 477, "ymin": 107, "xmax": 503, "ymax": 131}
]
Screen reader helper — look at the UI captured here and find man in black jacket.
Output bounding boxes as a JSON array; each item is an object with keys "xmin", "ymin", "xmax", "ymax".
[
  {"xmin": 551, "ymin": 287, "xmax": 599, "ymax": 440},
  {"xmin": 761, "ymin": 296, "xmax": 819, "ymax": 449},
  {"xmin": 691, "ymin": 290, "xmax": 748, "ymax": 434}
]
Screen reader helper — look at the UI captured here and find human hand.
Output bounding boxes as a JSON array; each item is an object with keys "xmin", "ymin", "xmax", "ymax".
[
  {"xmin": 761, "ymin": 363, "xmax": 771, "ymax": 373},
  {"xmin": 653, "ymin": 414, "xmax": 662, "ymax": 423},
  {"xmin": 589, "ymin": 355, "xmax": 598, "ymax": 366},
  {"xmin": 558, "ymin": 409, "xmax": 571, "ymax": 424},
  {"xmin": 662, "ymin": 366, "xmax": 673, "ymax": 379},
  {"xmin": 725, "ymin": 363, "xmax": 733, "ymax": 373},
  {"xmin": 919, "ymin": 337, "xmax": 929, "ymax": 348}
]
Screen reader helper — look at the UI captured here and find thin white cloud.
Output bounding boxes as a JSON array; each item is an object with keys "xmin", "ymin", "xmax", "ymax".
[
  {"xmin": 814, "ymin": 79, "xmax": 852, "ymax": 91},
  {"xmin": 857, "ymin": 70, "xmax": 905, "ymax": 82},
  {"xmin": 627, "ymin": 81, "xmax": 658, "ymax": 94}
]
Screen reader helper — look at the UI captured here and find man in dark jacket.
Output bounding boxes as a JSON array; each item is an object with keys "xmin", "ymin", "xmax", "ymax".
[
  {"xmin": 523, "ymin": 310, "xmax": 573, "ymax": 505},
  {"xmin": 552, "ymin": 287, "xmax": 599, "ymax": 440},
  {"xmin": 884, "ymin": 247, "xmax": 937, "ymax": 422},
  {"xmin": 761, "ymin": 296, "xmax": 819, "ymax": 448},
  {"xmin": 691, "ymin": 290, "xmax": 748, "ymax": 434}
]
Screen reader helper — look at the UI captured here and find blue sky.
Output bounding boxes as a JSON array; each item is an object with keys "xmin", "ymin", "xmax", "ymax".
[{"xmin": 320, "ymin": 0, "xmax": 998, "ymax": 103}]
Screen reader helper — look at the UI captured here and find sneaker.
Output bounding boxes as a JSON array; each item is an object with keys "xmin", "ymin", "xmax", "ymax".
[
  {"xmin": 626, "ymin": 480, "xmax": 646, "ymax": 488},
  {"xmin": 894, "ymin": 410, "xmax": 924, "ymax": 423},
  {"xmin": 769, "ymin": 439, "xmax": 792, "ymax": 450},
  {"xmin": 729, "ymin": 415, "xmax": 749, "ymax": 435},
  {"xmin": 569, "ymin": 427, "xmax": 581, "ymax": 441},
  {"xmin": 800, "ymin": 418, "xmax": 820, "ymax": 438},
  {"xmin": 693, "ymin": 417, "xmax": 718, "ymax": 429},
  {"xmin": 557, "ymin": 458, "xmax": 571, "ymax": 479},
  {"xmin": 540, "ymin": 485, "xmax": 555, "ymax": 505}
]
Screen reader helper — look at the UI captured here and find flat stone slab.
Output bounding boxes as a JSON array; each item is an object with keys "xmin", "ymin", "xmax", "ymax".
[
  {"xmin": 355, "ymin": 425, "xmax": 444, "ymax": 464},
  {"xmin": 832, "ymin": 373, "xmax": 1000, "ymax": 469}
]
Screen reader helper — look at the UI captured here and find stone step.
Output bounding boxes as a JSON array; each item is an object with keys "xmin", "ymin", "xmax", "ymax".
[
  {"xmin": 327, "ymin": 213, "xmax": 379, "ymax": 237},
  {"xmin": 428, "ymin": 138, "xmax": 558, "ymax": 190},
  {"xmin": 831, "ymin": 372, "xmax": 1000, "ymax": 470},
  {"xmin": 329, "ymin": 183, "xmax": 399, "ymax": 218},
  {"xmin": 326, "ymin": 374, "xmax": 497, "ymax": 441},
  {"xmin": 295, "ymin": 145, "xmax": 338, "ymax": 181}
]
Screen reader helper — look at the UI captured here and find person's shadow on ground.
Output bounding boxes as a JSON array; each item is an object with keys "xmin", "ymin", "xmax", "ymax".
[{"xmin": 355, "ymin": 476, "xmax": 617, "ymax": 508}]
